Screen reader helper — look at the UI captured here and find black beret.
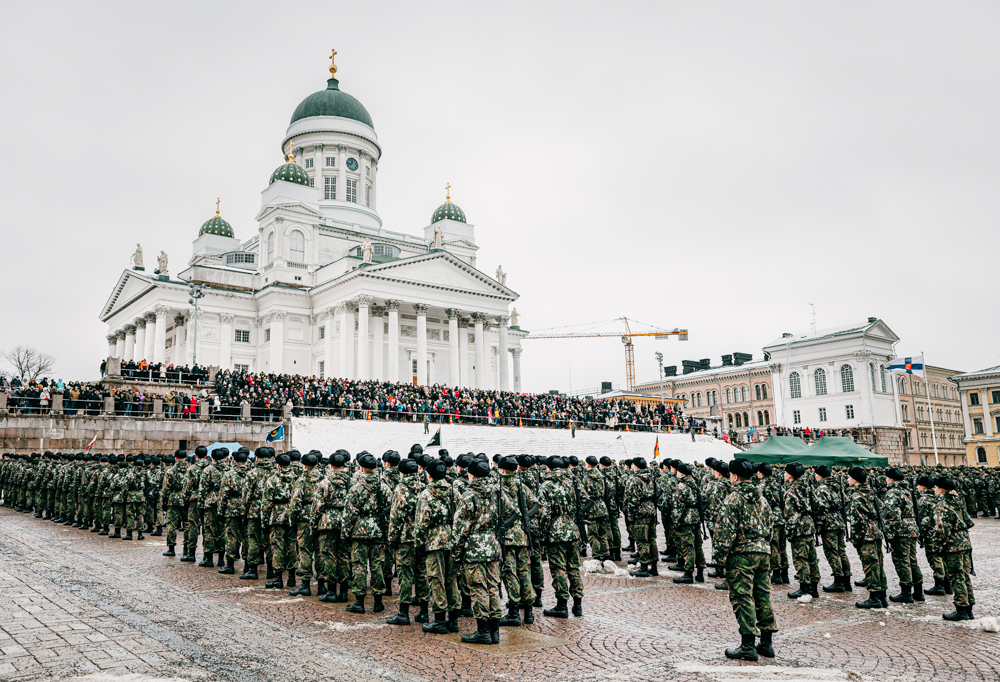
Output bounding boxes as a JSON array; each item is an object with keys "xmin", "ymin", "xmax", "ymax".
[
  {"xmin": 546, "ymin": 456, "xmax": 564, "ymax": 469},
  {"xmin": 568, "ymin": 456, "xmax": 579, "ymax": 466},
  {"xmin": 438, "ymin": 449, "xmax": 449, "ymax": 457},
  {"xmin": 456, "ymin": 453, "xmax": 473, "ymax": 468},
  {"xmin": 276, "ymin": 454, "xmax": 291, "ymax": 466},
  {"xmin": 383, "ymin": 451, "xmax": 401, "ymax": 466},
  {"xmin": 288, "ymin": 450, "xmax": 301, "ymax": 462},
  {"xmin": 730, "ymin": 458, "xmax": 756, "ymax": 479},
  {"xmin": 716, "ymin": 461, "xmax": 729, "ymax": 475},
  {"xmin": 934, "ymin": 476, "xmax": 955, "ymax": 491},
  {"xmin": 815, "ymin": 465, "xmax": 832, "ymax": 478},
  {"xmin": 675, "ymin": 462, "xmax": 692, "ymax": 476},
  {"xmin": 533, "ymin": 455, "xmax": 546, "ymax": 466},
  {"xmin": 622, "ymin": 458, "xmax": 633, "ymax": 466},
  {"xmin": 492, "ymin": 454, "xmax": 501, "ymax": 463},
  {"xmin": 916, "ymin": 475, "xmax": 934, "ymax": 488},
  {"xmin": 600, "ymin": 456, "xmax": 612, "ymax": 466},
  {"xmin": 359, "ymin": 454, "xmax": 378, "ymax": 469},
  {"xmin": 585, "ymin": 456, "xmax": 599, "ymax": 466},
  {"xmin": 427, "ymin": 460, "xmax": 448, "ymax": 480},
  {"xmin": 132, "ymin": 458, "xmax": 144, "ymax": 466},
  {"xmin": 234, "ymin": 451, "xmax": 248, "ymax": 463},
  {"xmin": 706, "ymin": 457, "xmax": 718, "ymax": 466},
  {"xmin": 848, "ymin": 466, "xmax": 867, "ymax": 483},
  {"xmin": 331, "ymin": 453, "xmax": 348, "ymax": 467},
  {"xmin": 399, "ymin": 459, "xmax": 419, "ymax": 474},
  {"xmin": 409, "ymin": 444, "xmax": 424, "ymax": 455},
  {"xmin": 440, "ymin": 454, "xmax": 454, "ymax": 467},
  {"xmin": 498, "ymin": 456, "xmax": 518, "ymax": 472},
  {"xmin": 469, "ymin": 460, "xmax": 492, "ymax": 477},
  {"xmin": 756, "ymin": 462, "xmax": 772, "ymax": 476},
  {"xmin": 302, "ymin": 454, "xmax": 318, "ymax": 466},
  {"xmin": 195, "ymin": 446, "xmax": 208, "ymax": 456},
  {"xmin": 516, "ymin": 454, "xmax": 534, "ymax": 468},
  {"xmin": 419, "ymin": 454, "xmax": 434, "ymax": 468},
  {"xmin": 785, "ymin": 462, "xmax": 805, "ymax": 479},
  {"xmin": 175, "ymin": 449, "xmax": 187, "ymax": 458},
  {"xmin": 886, "ymin": 467, "xmax": 904, "ymax": 481},
  {"xmin": 633, "ymin": 457, "xmax": 648, "ymax": 470}
]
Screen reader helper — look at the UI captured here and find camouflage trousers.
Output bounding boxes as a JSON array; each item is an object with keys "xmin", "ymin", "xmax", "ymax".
[
  {"xmin": 425, "ymin": 549, "xmax": 460, "ymax": 614},
  {"xmin": 394, "ymin": 543, "xmax": 425, "ymax": 605},
  {"xmin": 96, "ymin": 499, "xmax": 111, "ymax": 526},
  {"xmin": 269, "ymin": 523, "xmax": 296, "ymax": 570},
  {"xmin": 530, "ymin": 553, "xmax": 545, "ymax": 594},
  {"xmin": 889, "ymin": 537, "xmax": 923, "ymax": 586},
  {"xmin": 462, "ymin": 561, "xmax": 502, "ymax": 620},
  {"xmin": 145, "ymin": 498, "xmax": 160, "ymax": 530},
  {"xmin": 770, "ymin": 525, "xmax": 789, "ymax": 570},
  {"xmin": 184, "ymin": 504, "xmax": 202, "ymax": 552},
  {"xmin": 609, "ymin": 513, "xmax": 621, "ymax": 551},
  {"xmin": 501, "ymin": 545, "xmax": 534, "ymax": 605},
  {"xmin": 789, "ymin": 535, "xmax": 819, "ymax": 584},
  {"xmin": 676, "ymin": 523, "xmax": 705, "ymax": 571},
  {"xmin": 855, "ymin": 541, "xmax": 887, "ymax": 591},
  {"xmin": 113, "ymin": 503, "xmax": 125, "ymax": 529},
  {"xmin": 165, "ymin": 506, "xmax": 185, "ymax": 546},
  {"xmin": 350, "ymin": 539, "xmax": 387, "ymax": 597},
  {"xmin": 546, "ymin": 541, "xmax": 583, "ymax": 600},
  {"xmin": 726, "ymin": 552, "xmax": 777, "ymax": 636},
  {"xmin": 224, "ymin": 516, "xmax": 246, "ymax": 561},
  {"xmin": 296, "ymin": 522, "xmax": 315, "ymax": 576},
  {"xmin": 819, "ymin": 529, "xmax": 851, "ymax": 578},
  {"xmin": 942, "ymin": 551, "xmax": 974, "ymax": 608},
  {"xmin": 201, "ymin": 507, "xmax": 222, "ymax": 554},
  {"xmin": 631, "ymin": 516, "xmax": 658, "ymax": 565},
  {"xmin": 317, "ymin": 529, "xmax": 350, "ymax": 585},
  {"xmin": 924, "ymin": 546, "xmax": 945, "ymax": 581},
  {"xmin": 125, "ymin": 501, "xmax": 144, "ymax": 532},
  {"xmin": 587, "ymin": 517, "xmax": 612, "ymax": 559},
  {"xmin": 245, "ymin": 518, "xmax": 268, "ymax": 567}
]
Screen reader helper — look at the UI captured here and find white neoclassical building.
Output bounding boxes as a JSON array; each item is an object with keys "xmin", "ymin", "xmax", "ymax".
[{"xmin": 99, "ymin": 54, "xmax": 526, "ymax": 389}]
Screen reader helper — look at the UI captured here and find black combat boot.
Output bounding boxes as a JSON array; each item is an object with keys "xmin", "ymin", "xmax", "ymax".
[
  {"xmin": 90, "ymin": 522, "xmax": 100, "ymax": 533},
  {"xmin": 219, "ymin": 559, "xmax": 235, "ymax": 575},
  {"xmin": 447, "ymin": 611, "xmax": 459, "ymax": 632},
  {"xmin": 808, "ymin": 582, "xmax": 819, "ymax": 599},
  {"xmin": 543, "ymin": 597, "xmax": 569, "ymax": 618},
  {"xmin": 123, "ymin": 531, "xmax": 133, "ymax": 541},
  {"xmin": 265, "ymin": 571, "xmax": 285, "ymax": 589},
  {"xmin": 854, "ymin": 577, "xmax": 868, "ymax": 587},
  {"xmin": 345, "ymin": 595, "xmax": 365, "ymax": 614},
  {"xmin": 823, "ymin": 577, "xmax": 844, "ymax": 593},
  {"xmin": 386, "ymin": 603, "xmax": 410, "ymax": 625},
  {"xmin": 286, "ymin": 569, "xmax": 297, "ymax": 588},
  {"xmin": 490, "ymin": 618, "xmax": 500, "ymax": 644},
  {"xmin": 318, "ymin": 588, "xmax": 338, "ymax": 603},
  {"xmin": 217, "ymin": 553, "xmax": 226, "ymax": 567},
  {"xmin": 925, "ymin": 577, "xmax": 945, "ymax": 596},
  {"xmin": 855, "ymin": 590, "xmax": 884, "ymax": 609},
  {"xmin": 648, "ymin": 564, "xmax": 659, "ymax": 577},
  {"xmin": 198, "ymin": 552, "xmax": 214, "ymax": 568},
  {"xmin": 414, "ymin": 601, "xmax": 429, "ymax": 623},
  {"xmin": 72, "ymin": 518, "xmax": 82, "ymax": 527},
  {"xmin": 622, "ymin": 541, "xmax": 635, "ymax": 553},
  {"xmin": 715, "ymin": 580, "xmax": 728, "ymax": 591},
  {"xmin": 842, "ymin": 576, "xmax": 853, "ymax": 592},
  {"xmin": 630, "ymin": 564, "xmax": 650, "ymax": 578},
  {"xmin": 316, "ymin": 579, "xmax": 327, "ymax": 597},
  {"xmin": 787, "ymin": 583, "xmax": 809, "ymax": 599},
  {"xmin": 461, "ymin": 618, "xmax": 493, "ymax": 644},
  {"xmin": 770, "ymin": 569, "xmax": 781, "ymax": 585},
  {"xmin": 890, "ymin": 584, "xmax": 913, "ymax": 604},
  {"xmin": 755, "ymin": 630, "xmax": 775, "ymax": 658},
  {"xmin": 943, "ymin": 580, "xmax": 953, "ymax": 595},
  {"xmin": 627, "ymin": 557, "xmax": 639, "ymax": 566},
  {"xmin": 162, "ymin": 545, "xmax": 176, "ymax": 557},
  {"xmin": 151, "ymin": 526, "xmax": 163, "ymax": 537},
  {"xmin": 533, "ymin": 589, "xmax": 543, "ymax": 608},
  {"xmin": 780, "ymin": 568, "xmax": 790, "ymax": 584},
  {"xmin": 64, "ymin": 517, "xmax": 75, "ymax": 525},
  {"xmin": 708, "ymin": 567, "xmax": 723, "ymax": 579},
  {"xmin": 458, "ymin": 595, "xmax": 474, "ymax": 618},
  {"xmin": 571, "ymin": 596, "xmax": 583, "ymax": 617},
  {"xmin": 964, "ymin": 605, "xmax": 974, "ymax": 620},
  {"xmin": 265, "ymin": 563, "xmax": 275, "ymax": 580},
  {"xmin": 136, "ymin": 530, "xmax": 145, "ymax": 541},
  {"xmin": 695, "ymin": 567, "xmax": 705, "ymax": 583},
  {"xmin": 372, "ymin": 594, "xmax": 384, "ymax": 613},
  {"xmin": 612, "ymin": 548, "xmax": 622, "ymax": 561},
  {"xmin": 338, "ymin": 583, "xmax": 350, "ymax": 603},
  {"xmin": 239, "ymin": 563, "xmax": 258, "ymax": 580},
  {"xmin": 179, "ymin": 547, "xmax": 195, "ymax": 562},
  {"xmin": 912, "ymin": 582, "xmax": 925, "ymax": 602},
  {"xmin": 99, "ymin": 525, "xmax": 109, "ymax": 536},
  {"xmin": 522, "ymin": 603, "xmax": 534, "ymax": 624},
  {"xmin": 878, "ymin": 590, "xmax": 889, "ymax": 608},
  {"xmin": 672, "ymin": 571, "xmax": 693, "ymax": 584},
  {"xmin": 110, "ymin": 527, "xmax": 121, "ymax": 539},
  {"xmin": 943, "ymin": 606, "xmax": 966, "ymax": 621},
  {"xmin": 422, "ymin": 611, "xmax": 448, "ymax": 634},
  {"xmin": 499, "ymin": 602, "xmax": 522, "ymax": 626},
  {"xmin": 290, "ymin": 578, "xmax": 311, "ymax": 597},
  {"xmin": 725, "ymin": 634, "xmax": 759, "ymax": 661}
]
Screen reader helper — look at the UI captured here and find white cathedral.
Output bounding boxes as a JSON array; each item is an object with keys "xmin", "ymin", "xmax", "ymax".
[{"xmin": 100, "ymin": 53, "xmax": 526, "ymax": 390}]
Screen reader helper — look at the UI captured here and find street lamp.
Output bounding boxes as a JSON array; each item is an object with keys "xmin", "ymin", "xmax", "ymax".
[{"xmin": 188, "ymin": 284, "xmax": 205, "ymax": 365}]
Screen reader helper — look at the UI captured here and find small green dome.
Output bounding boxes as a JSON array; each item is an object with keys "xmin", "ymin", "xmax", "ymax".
[
  {"xmin": 269, "ymin": 162, "xmax": 311, "ymax": 186},
  {"xmin": 199, "ymin": 214, "xmax": 234, "ymax": 238},
  {"xmin": 290, "ymin": 79, "xmax": 374, "ymax": 129},
  {"xmin": 431, "ymin": 201, "xmax": 467, "ymax": 224}
]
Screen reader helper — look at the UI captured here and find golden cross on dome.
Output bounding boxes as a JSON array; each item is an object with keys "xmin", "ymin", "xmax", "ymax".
[
  {"xmin": 445, "ymin": 183, "xmax": 451, "ymax": 203},
  {"xmin": 287, "ymin": 142, "xmax": 295, "ymax": 163},
  {"xmin": 215, "ymin": 198, "xmax": 220, "ymax": 216},
  {"xmin": 329, "ymin": 48, "xmax": 338, "ymax": 78}
]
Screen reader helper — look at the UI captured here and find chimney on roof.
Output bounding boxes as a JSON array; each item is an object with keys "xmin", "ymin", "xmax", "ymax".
[
  {"xmin": 721, "ymin": 355, "xmax": 733, "ymax": 366},
  {"xmin": 664, "ymin": 366, "xmax": 677, "ymax": 377},
  {"xmin": 782, "ymin": 332, "xmax": 792, "ymax": 338},
  {"xmin": 868, "ymin": 317, "xmax": 877, "ymax": 323},
  {"xmin": 600, "ymin": 381, "xmax": 612, "ymax": 394},
  {"xmin": 700, "ymin": 358, "xmax": 711, "ymax": 370},
  {"xmin": 733, "ymin": 352, "xmax": 753, "ymax": 366},
  {"xmin": 682, "ymin": 360, "xmax": 701, "ymax": 375}
]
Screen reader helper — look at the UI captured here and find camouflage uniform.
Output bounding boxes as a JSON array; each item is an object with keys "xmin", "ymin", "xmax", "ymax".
[
  {"xmin": 758, "ymin": 474, "xmax": 788, "ymax": 577},
  {"xmin": 146, "ymin": 461, "xmax": 164, "ymax": 531},
  {"xmin": 602, "ymin": 465, "xmax": 623, "ymax": 557},
  {"xmin": 538, "ymin": 469, "xmax": 583, "ymax": 600},
  {"xmin": 453, "ymin": 476, "xmax": 510, "ymax": 620},
  {"xmin": 713, "ymin": 480, "xmax": 776, "ymax": 636},
  {"xmin": 882, "ymin": 479, "xmax": 921, "ymax": 588},
  {"xmin": 219, "ymin": 461, "xmax": 249, "ymax": 563},
  {"xmin": 243, "ymin": 455, "xmax": 276, "ymax": 569},
  {"xmin": 813, "ymin": 477, "xmax": 850, "ymax": 580},
  {"xmin": 199, "ymin": 459, "xmax": 223, "ymax": 556},
  {"xmin": 928, "ymin": 490, "xmax": 974, "ymax": 611},
  {"xmin": 783, "ymin": 477, "xmax": 818, "ymax": 585},
  {"xmin": 581, "ymin": 467, "xmax": 611, "ymax": 559},
  {"xmin": 110, "ymin": 463, "xmax": 127, "ymax": 532},
  {"xmin": 124, "ymin": 464, "xmax": 146, "ymax": 533},
  {"xmin": 415, "ymin": 477, "xmax": 460, "ymax": 615},
  {"xmin": 312, "ymin": 468, "xmax": 352, "ymax": 590},
  {"xmin": 263, "ymin": 464, "xmax": 298, "ymax": 571},
  {"xmin": 290, "ymin": 466, "xmax": 324, "ymax": 578},
  {"xmin": 916, "ymin": 487, "xmax": 945, "ymax": 582},
  {"xmin": 500, "ymin": 472, "xmax": 539, "ymax": 607},
  {"xmin": 388, "ymin": 473, "xmax": 425, "ymax": 606},
  {"xmin": 848, "ymin": 483, "xmax": 887, "ymax": 592},
  {"xmin": 625, "ymin": 467, "xmax": 658, "ymax": 567},
  {"xmin": 520, "ymin": 466, "xmax": 546, "ymax": 592},
  {"xmin": 671, "ymin": 474, "xmax": 704, "ymax": 572},
  {"xmin": 342, "ymin": 471, "xmax": 393, "ymax": 597},
  {"xmin": 161, "ymin": 459, "xmax": 187, "ymax": 549},
  {"xmin": 182, "ymin": 458, "xmax": 205, "ymax": 556}
]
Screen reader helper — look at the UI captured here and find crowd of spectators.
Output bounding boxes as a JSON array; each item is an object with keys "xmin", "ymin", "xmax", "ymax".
[
  {"xmin": 99, "ymin": 359, "xmax": 210, "ymax": 384},
  {"xmin": 1, "ymin": 376, "xmax": 210, "ymax": 419}
]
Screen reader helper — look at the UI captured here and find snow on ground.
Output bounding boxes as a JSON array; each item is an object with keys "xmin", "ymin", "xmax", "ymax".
[{"xmin": 289, "ymin": 417, "xmax": 738, "ymax": 463}]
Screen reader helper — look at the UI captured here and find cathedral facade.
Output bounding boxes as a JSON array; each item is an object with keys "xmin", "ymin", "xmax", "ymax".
[{"xmin": 99, "ymin": 54, "xmax": 525, "ymax": 390}]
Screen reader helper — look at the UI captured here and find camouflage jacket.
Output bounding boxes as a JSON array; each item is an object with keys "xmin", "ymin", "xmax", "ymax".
[
  {"xmin": 601, "ymin": 467, "xmax": 620, "ymax": 517},
  {"xmin": 161, "ymin": 461, "xmax": 188, "ymax": 508},
  {"xmin": 146, "ymin": 467, "xmax": 164, "ymax": 504},
  {"xmin": 581, "ymin": 468, "xmax": 609, "ymax": 521},
  {"xmin": 671, "ymin": 475, "xmax": 700, "ymax": 526},
  {"xmin": 262, "ymin": 466, "xmax": 298, "ymax": 526},
  {"xmin": 125, "ymin": 467, "xmax": 146, "ymax": 503},
  {"xmin": 95, "ymin": 466, "xmax": 113, "ymax": 499},
  {"xmin": 311, "ymin": 469, "xmax": 351, "ymax": 532},
  {"xmin": 783, "ymin": 477, "xmax": 815, "ymax": 539},
  {"xmin": 916, "ymin": 488, "xmax": 937, "ymax": 540},
  {"xmin": 182, "ymin": 460, "xmax": 205, "ymax": 505},
  {"xmin": 243, "ymin": 458, "xmax": 276, "ymax": 520},
  {"xmin": 624, "ymin": 468, "xmax": 656, "ymax": 520},
  {"xmin": 881, "ymin": 480, "xmax": 918, "ymax": 540},
  {"xmin": 537, "ymin": 470, "xmax": 579, "ymax": 544},
  {"xmin": 218, "ymin": 463, "xmax": 249, "ymax": 518},
  {"xmin": 712, "ymin": 480, "xmax": 772, "ymax": 557},
  {"xmin": 289, "ymin": 468, "xmax": 324, "ymax": 526},
  {"xmin": 758, "ymin": 475, "xmax": 785, "ymax": 527},
  {"xmin": 453, "ymin": 477, "xmax": 511, "ymax": 563},
  {"xmin": 658, "ymin": 472, "xmax": 676, "ymax": 514},
  {"xmin": 847, "ymin": 483, "xmax": 882, "ymax": 544},
  {"xmin": 388, "ymin": 475, "xmax": 423, "ymax": 544},
  {"xmin": 813, "ymin": 478, "xmax": 845, "ymax": 532},
  {"xmin": 415, "ymin": 479, "xmax": 455, "ymax": 551},
  {"xmin": 927, "ymin": 491, "xmax": 972, "ymax": 554},
  {"xmin": 706, "ymin": 476, "xmax": 731, "ymax": 531},
  {"xmin": 500, "ymin": 473, "xmax": 539, "ymax": 547},
  {"xmin": 199, "ymin": 464, "xmax": 222, "ymax": 509},
  {"xmin": 342, "ymin": 471, "xmax": 393, "ymax": 540},
  {"xmin": 110, "ymin": 466, "xmax": 128, "ymax": 503}
]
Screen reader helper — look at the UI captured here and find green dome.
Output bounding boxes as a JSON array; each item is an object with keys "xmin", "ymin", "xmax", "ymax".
[
  {"xmin": 431, "ymin": 201, "xmax": 467, "ymax": 224},
  {"xmin": 290, "ymin": 79, "xmax": 374, "ymax": 129},
  {"xmin": 269, "ymin": 162, "xmax": 311, "ymax": 186},
  {"xmin": 199, "ymin": 214, "xmax": 234, "ymax": 238}
]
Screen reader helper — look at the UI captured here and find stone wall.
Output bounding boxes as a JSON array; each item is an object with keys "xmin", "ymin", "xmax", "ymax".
[
  {"xmin": 0, "ymin": 416, "xmax": 280, "ymax": 455},
  {"xmin": 873, "ymin": 426, "xmax": 908, "ymax": 465}
]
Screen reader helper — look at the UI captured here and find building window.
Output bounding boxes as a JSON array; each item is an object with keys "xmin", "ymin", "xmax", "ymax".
[
  {"xmin": 713, "ymin": 390, "xmax": 718, "ymax": 405},
  {"xmin": 819, "ymin": 407, "xmax": 827, "ymax": 422},
  {"xmin": 412, "ymin": 359, "xmax": 418, "ymax": 376},
  {"xmin": 841, "ymin": 365, "xmax": 855, "ymax": 393},
  {"xmin": 318, "ymin": 360, "xmax": 325, "ymax": 379},
  {"xmin": 913, "ymin": 379, "xmax": 920, "ymax": 396},
  {"xmin": 933, "ymin": 384, "xmax": 940, "ymax": 398},
  {"xmin": 970, "ymin": 392, "xmax": 981, "ymax": 406},
  {"xmin": 319, "ymin": 326, "xmax": 326, "ymax": 340},
  {"xmin": 977, "ymin": 447, "xmax": 987, "ymax": 463},
  {"xmin": 226, "ymin": 252, "xmax": 255, "ymax": 265},
  {"xmin": 234, "ymin": 330, "xmax": 250, "ymax": 343},
  {"xmin": 845, "ymin": 404, "xmax": 854, "ymax": 419},
  {"xmin": 325, "ymin": 156, "xmax": 336, "ymax": 167},
  {"xmin": 365, "ymin": 166, "xmax": 370, "ymax": 178},
  {"xmin": 735, "ymin": 413, "xmax": 742, "ymax": 428},
  {"xmin": 902, "ymin": 403, "xmax": 909, "ymax": 421},
  {"xmin": 793, "ymin": 410, "xmax": 801, "ymax": 425},
  {"xmin": 992, "ymin": 390, "xmax": 1000, "ymax": 404},
  {"xmin": 365, "ymin": 184, "xmax": 370, "ymax": 207},
  {"xmin": 347, "ymin": 178, "xmax": 357, "ymax": 203},
  {"xmin": 949, "ymin": 434, "xmax": 955, "ymax": 448},
  {"xmin": 728, "ymin": 414, "xmax": 734, "ymax": 429},
  {"xmin": 973, "ymin": 418, "xmax": 984, "ymax": 435},
  {"xmin": 880, "ymin": 365, "xmax": 887, "ymax": 393},
  {"xmin": 324, "ymin": 176, "xmax": 337, "ymax": 200},
  {"xmin": 918, "ymin": 405, "xmax": 924, "ymax": 421},
  {"xmin": 289, "ymin": 231, "xmax": 305, "ymax": 263},
  {"xmin": 815, "ymin": 368, "xmax": 827, "ymax": 396},
  {"xmin": 761, "ymin": 384, "xmax": 768, "ymax": 399},
  {"xmin": 266, "ymin": 233, "xmax": 275, "ymax": 264},
  {"xmin": 921, "ymin": 432, "xmax": 928, "ymax": 447},
  {"xmin": 264, "ymin": 328, "xmax": 271, "ymax": 342},
  {"xmin": 308, "ymin": 176, "xmax": 314, "ymax": 187},
  {"xmin": 304, "ymin": 158, "xmax": 313, "ymax": 168},
  {"xmin": 764, "ymin": 409, "xmax": 770, "ymax": 425},
  {"xmin": 897, "ymin": 376, "xmax": 906, "ymax": 395},
  {"xmin": 789, "ymin": 372, "xmax": 801, "ymax": 399},
  {"xmin": 755, "ymin": 385, "xmax": 762, "ymax": 401},
  {"xmin": 234, "ymin": 363, "xmax": 249, "ymax": 373},
  {"xmin": 937, "ymin": 407, "xmax": 943, "ymax": 422},
  {"xmin": 741, "ymin": 386, "xmax": 747, "ymax": 402},
  {"xmin": 726, "ymin": 388, "xmax": 732, "ymax": 404},
  {"xmin": 697, "ymin": 393, "xmax": 702, "ymax": 407},
  {"xmin": 996, "ymin": 415, "xmax": 1000, "ymax": 432},
  {"xmin": 757, "ymin": 410, "xmax": 764, "ymax": 426}
]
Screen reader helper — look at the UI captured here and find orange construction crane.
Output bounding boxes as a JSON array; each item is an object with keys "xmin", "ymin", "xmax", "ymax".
[{"xmin": 524, "ymin": 317, "xmax": 688, "ymax": 391}]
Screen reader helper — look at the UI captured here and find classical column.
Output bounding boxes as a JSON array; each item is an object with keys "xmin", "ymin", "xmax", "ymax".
[
  {"xmin": 356, "ymin": 295, "xmax": 372, "ymax": 380},
  {"xmin": 123, "ymin": 324, "xmax": 136, "ymax": 361},
  {"xmin": 472, "ymin": 313, "xmax": 487, "ymax": 388},
  {"xmin": 219, "ymin": 313, "xmax": 234, "ymax": 370},
  {"xmin": 337, "ymin": 144, "xmax": 347, "ymax": 200},
  {"xmin": 313, "ymin": 143, "xmax": 324, "ymax": 201},
  {"xmin": 386, "ymin": 299, "xmax": 400, "ymax": 382},
  {"xmin": 458, "ymin": 318, "xmax": 470, "ymax": 387},
  {"xmin": 982, "ymin": 389, "xmax": 995, "ymax": 438},
  {"xmin": 133, "ymin": 317, "xmax": 146, "ymax": 362},
  {"xmin": 143, "ymin": 313, "xmax": 156, "ymax": 361},
  {"xmin": 153, "ymin": 306, "xmax": 168, "ymax": 364},
  {"xmin": 415, "ymin": 303, "xmax": 429, "ymax": 386},
  {"xmin": 270, "ymin": 311, "xmax": 285, "ymax": 373},
  {"xmin": 359, "ymin": 150, "xmax": 369, "ymax": 207},
  {"xmin": 115, "ymin": 331, "xmax": 125, "ymax": 359},
  {"xmin": 510, "ymin": 348, "xmax": 523, "ymax": 392},
  {"xmin": 107, "ymin": 334, "xmax": 117, "ymax": 358},
  {"xmin": 370, "ymin": 158, "xmax": 378, "ymax": 210},
  {"xmin": 371, "ymin": 305, "xmax": 385, "ymax": 381},
  {"xmin": 497, "ymin": 315, "xmax": 510, "ymax": 391},
  {"xmin": 339, "ymin": 303, "xmax": 355, "ymax": 379},
  {"xmin": 960, "ymin": 390, "xmax": 973, "ymax": 440},
  {"xmin": 446, "ymin": 309, "xmax": 460, "ymax": 387},
  {"xmin": 322, "ymin": 308, "xmax": 334, "ymax": 379},
  {"xmin": 173, "ymin": 315, "xmax": 186, "ymax": 365}
]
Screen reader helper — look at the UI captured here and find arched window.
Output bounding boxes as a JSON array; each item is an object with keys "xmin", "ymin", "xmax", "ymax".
[
  {"xmin": 897, "ymin": 376, "xmax": 905, "ymax": 395},
  {"xmin": 697, "ymin": 393, "xmax": 702, "ymax": 407},
  {"xmin": 921, "ymin": 432, "xmax": 928, "ymax": 447},
  {"xmin": 841, "ymin": 365, "xmax": 855, "ymax": 393},
  {"xmin": 743, "ymin": 411, "xmax": 749, "ymax": 427},
  {"xmin": 757, "ymin": 410, "xmax": 763, "ymax": 426},
  {"xmin": 728, "ymin": 414, "xmax": 733, "ymax": 429},
  {"xmin": 937, "ymin": 408, "xmax": 943, "ymax": 422},
  {"xmin": 755, "ymin": 385, "xmax": 762, "ymax": 400},
  {"xmin": 735, "ymin": 413, "xmax": 742, "ymax": 428},
  {"xmin": 879, "ymin": 365, "xmax": 887, "ymax": 393},
  {"xmin": 764, "ymin": 409, "xmax": 770, "ymax": 425},
  {"xmin": 761, "ymin": 384, "xmax": 768, "ymax": 399},
  {"xmin": 815, "ymin": 368, "xmax": 827, "ymax": 396},
  {"xmin": 977, "ymin": 447, "xmax": 987, "ymax": 463},
  {"xmin": 289, "ymin": 231, "xmax": 305, "ymax": 263},
  {"xmin": 869, "ymin": 363, "xmax": 876, "ymax": 392},
  {"xmin": 917, "ymin": 405, "xmax": 924, "ymax": 420},
  {"xmin": 726, "ymin": 388, "xmax": 732, "ymax": 404},
  {"xmin": 934, "ymin": 384, "xmax": 940, "ymax": 398},
  {"xmin": 741, "ymin": 386, "xmax": 747, "ymax": 402},
  {"xmin": 266, "ymin": 232, "xmax": 275, "ymax": 264},
  {"xmin": 789, "ymin": 372, "xmax": 801, "ymax": 399},
  {"xmin": 712, "ymin": 390, "xmax": 718, "ymax": 405}
]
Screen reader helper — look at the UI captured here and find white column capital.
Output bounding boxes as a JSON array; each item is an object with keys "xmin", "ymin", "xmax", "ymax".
[
  {"xmin": 444, "ymin": 307, "xmax": 461, "ymax": 320},
  {"xmin": 471, "ymin": 311, "xmax": 489, "ymax": 324},
  {"xmin": 356, "ymin": 294, "xmax": 373, "ymax": 308},
  {"xmin": 510, "ymin": 347, "xmax": 522, "ymax": 357},
  {"xmin": 123, "ymin": 324, "xmax": 136, "ymax": 335},
  {"xmin": 413, "ymin": 303, "xmax": 429, "ymax": 315},
  {"xmin": 154, "ymin": 305, "xmax": 170, "ymax": 318},
  {"xmin": 107, "ymin": 333, "xmax": 118, "ymax": 344},
  {"xmin": 314, "ymin": 142, "xmax": 324, "ymax": 151},
  {"xmin": 338, "ymin": 144, "xmax": 348, "ymax": 153},
  {"xmin": 385, "ymin": 299, "xmax": 401, "ymax": 311},
  {"xmin": 496, "ymin": 315, "xmax": 509, "ymax": 327}
]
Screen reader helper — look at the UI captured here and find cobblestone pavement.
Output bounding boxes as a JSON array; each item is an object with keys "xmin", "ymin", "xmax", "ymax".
[{"xmin": 0, "ymin": 507, "xmax": 998, "ymax": 682}]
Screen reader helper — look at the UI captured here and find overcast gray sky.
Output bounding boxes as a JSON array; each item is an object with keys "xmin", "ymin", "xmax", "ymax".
[{"xmin": 1, "ymin": 1, "xmax": 997, "ymax": 390}]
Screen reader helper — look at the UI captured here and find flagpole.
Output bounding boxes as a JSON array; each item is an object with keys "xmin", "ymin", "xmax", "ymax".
[{"xmin": 923, "ymin": 351, "xmax": 939, "ymax": 466}]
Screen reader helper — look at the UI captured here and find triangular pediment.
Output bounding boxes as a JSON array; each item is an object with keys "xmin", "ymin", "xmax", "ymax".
[
  {"xmin": 255, "ymin": 201, "xmax": 324, "ymax": 223},
  {"xmin": 101, "ymin": 270, "xmax": 157, "ymax": 321}
]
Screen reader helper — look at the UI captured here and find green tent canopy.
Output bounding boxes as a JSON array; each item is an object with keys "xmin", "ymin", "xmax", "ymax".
[{"xmin": 742, "ymin": 436, "xmax": 888, "ymax": 467}]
